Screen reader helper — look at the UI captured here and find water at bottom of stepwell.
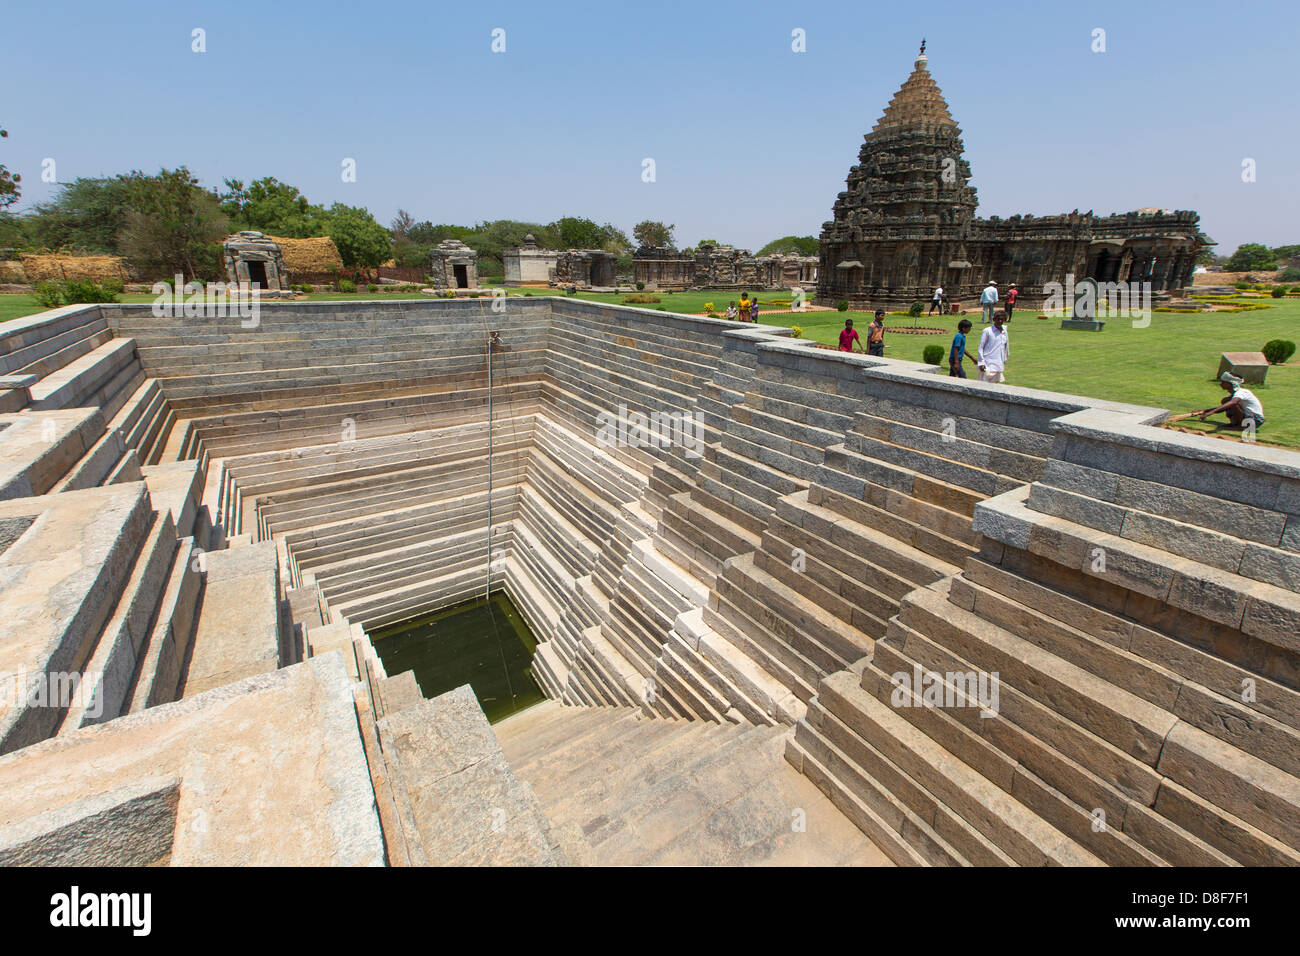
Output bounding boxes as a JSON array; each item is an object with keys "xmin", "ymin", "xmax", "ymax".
[{"xmin": 368, "ymin": 591, "xmax": 546, "ymax": 723}]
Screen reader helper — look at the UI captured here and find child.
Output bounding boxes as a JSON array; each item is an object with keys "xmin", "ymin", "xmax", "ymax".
[
  {"xmin": 726, "ymin": 301, "xmax": 737, "ymax": 320},
  {"xmin": 838, "ymin": 318, "xmax": 864, "ymax": 353},
  {"xmin": 949, "ymin": 319, "xmax": 975, "ymax": 377},
  {"xmin": 738, "ymin": 292, "xmax": 752, "ymax": 322},
  {"xmin": 867, "ymin": 309, "xmax": 886, "ymax": 356},
  {"xmin": 750, "ymin": 299, "xmax": 760, "ymax": 323}
]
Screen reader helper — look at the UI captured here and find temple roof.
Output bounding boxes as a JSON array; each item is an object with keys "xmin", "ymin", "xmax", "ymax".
[{"xmin": 870, "ymin": 50, "xmax": 958, "ymax": 134}]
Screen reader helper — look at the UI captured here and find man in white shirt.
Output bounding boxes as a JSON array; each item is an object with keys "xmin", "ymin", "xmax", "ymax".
[
  {"xmin": 980, "ymin": 281, "xmax": 999, "ymax": 325},
  {"xmin": 978, "ymin": 311, "xmax": 1009, "ymax": 383},
  {"xmin": 1198, "ymin": 371, "xmax": 1265, "ymax": 431},
  {"xmin": 929, "ymin": 285, "xmax": 945, "ymax": 315}
]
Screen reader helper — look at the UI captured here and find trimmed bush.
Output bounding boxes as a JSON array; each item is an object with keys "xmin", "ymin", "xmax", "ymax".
[
  {"xmin": 790, "ymin": 325, "xmax": 803, "ymax": 338},
  {"xmin": 922, "ymin": 344, "xmax": 944, "ymax": 365},
  {"xmin": 836, "ymin": 300, "xmax": 849, "ymax": 312},
  {"xmin": 1271, "ymin": 286, "xmax": 1287, "ymax": 297},
  {"xmin": 622, "ymin": 294, "xmax": 661, "ymax": 304},
  {"xmin": 1262, "ymin": 339, "xmax": 1296, "ymax": 364},
  {"xmin": 337, "ymin": 279, "xmax": 357, "ymax": 293},
  {"xmin": 367, "ymin": 283, "xmax": 379, "ymax": 293},
  {"xmin": 635, "ymin": 281, "xmax": 645, "ymax": 291},
  {"xmin": 33, "ymin": 279, "xmax": 119, "ymax": 307},
  {"xmin": 908, "ymin": 300, "xmax": 925, "ymax": 317},
  {"xmin": 1280, "ymin": 266, "xmax": 1300, "ymax": 282},
  {"xmin": 1233, "ymin": 282, "xmax": 1250, "ymax": 290}
]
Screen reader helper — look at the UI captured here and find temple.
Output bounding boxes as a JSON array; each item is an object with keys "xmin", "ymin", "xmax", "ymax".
[{"xmin": 815, "ymin": 45, "xmax": 1209, "ymax": 309}]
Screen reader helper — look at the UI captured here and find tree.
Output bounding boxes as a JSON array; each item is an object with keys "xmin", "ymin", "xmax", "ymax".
[
  {"xmin": 390, "ymin": 208, "xmax": 415, "ymax": 240},
  {"xmin": 0, "ymin": 127, "xmax": 19, "ymax": 211},
  {"xmin": 1195, "ymin": 237, "xmax": 1217, "ymax": 266},
  {"xmin": 1224, "ymin": 243, "xmax": 1277, "ymax": 272},
  {"xmin": 632, "ymin": 220, "xmax": 675, "ymax": 249},
  {"xmin": 117, "ymin": 167, "xmax": 228, "ymax": 279},
  {"xmin": 27, "ymin": 177, "xmax": 134, "ymax": 253},
  {"xmin": 554, "ymin": 216, "xmax": 606, "ymax": 250},
  {"xmin": 757, "ymin": 235, "xmax": 819, "ymax": 256},
  {"xmin": 220, "ymin": 176, "xmax": 324, "ymax": 237},
  {"xmin": 321, "ymin": 203, "xmax": 391, "ymax": 269}
]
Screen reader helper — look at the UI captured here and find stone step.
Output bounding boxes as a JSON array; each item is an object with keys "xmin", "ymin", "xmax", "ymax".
[
  {"xmin": 28, "ymin": 338, "xmax": 137, "ymax": 411},
  {"xmin": 813, "ymin": 669, "xmax": 1102, "ymax": 866},
  {"xmin": 181, "ymin": 541, "xmax": 282, "ymax": 698}
]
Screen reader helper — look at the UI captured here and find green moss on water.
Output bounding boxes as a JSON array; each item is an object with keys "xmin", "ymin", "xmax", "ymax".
[{"xmin": 368, "ymin": 592, "xmax": 545, "ymax": 723}]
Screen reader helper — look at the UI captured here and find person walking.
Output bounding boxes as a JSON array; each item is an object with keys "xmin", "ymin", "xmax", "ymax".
[
  {"xmin": 949, "ymin": 319, "xmax": 975, "ymax": 377},
  {"xmin": 838, "ymin": 318, "xmax": 865, "ymax": 353},
  {"xmin": 980, "ymin": 280, "xmax": 999, "ymax": 325},
  {"xmin": 867, "ymin": 309, "xmax": 886, "ymax": 357},
  {"xmin": 1004, "ymin": 282, "xmax": 1018, "ymax": 322},
  {"xmin": 929, "ymin": 285, "xmax": 945, "ymax": 315},
  {"xmin": 977, "ymin": 311, "xmax": 1009, "ymax": 383}
]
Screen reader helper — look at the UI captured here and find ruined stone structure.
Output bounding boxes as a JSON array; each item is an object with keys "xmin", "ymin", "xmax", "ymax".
[
  {"xmin": 635, "ymin": 243, "xmax": 818, "ymax": 291},
  {"xmin": 222, "ymin": 231, "xmax": 290, "ymax": 292},
  {"xmin": 816, "ymin": 47, "xmax": 1208, "ymax": 310},
  {"xmin": 549, "ymin": 249, "xmax": 617, "ymax": 289},
  {"xmin": 0, "ymin": 295, "xmax": 1296, "ymax": 867},
  {"xmin": 503, "ymin": 234, "xmax": 559, "ymax": 286},
  {"xmin": 428, "ymin": 239, "xmax": 479, "ymax": 290}
]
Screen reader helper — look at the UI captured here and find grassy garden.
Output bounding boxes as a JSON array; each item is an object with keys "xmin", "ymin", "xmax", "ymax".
[{"xmin": 2, "ymin": 287, "xmax": 1297, "ymax": 448}]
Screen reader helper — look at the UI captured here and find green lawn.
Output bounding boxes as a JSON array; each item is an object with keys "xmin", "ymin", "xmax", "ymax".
[{"xmin": 4, "ymin": 289, "xmax": 1297, "ymax": 448}]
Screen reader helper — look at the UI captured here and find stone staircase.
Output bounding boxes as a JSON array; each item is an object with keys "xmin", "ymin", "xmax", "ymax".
[
  {"xmin": 494, "ymin": 700, "xmax": 889, "ymax": 865},
  {"xmin": 790, "ymin": 413, "xmax": 1300, "ymax": 866}
]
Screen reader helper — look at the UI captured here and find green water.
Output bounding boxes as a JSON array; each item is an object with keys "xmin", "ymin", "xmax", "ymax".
[{"xmin": 368, "ymin": 592, "xmax": 546, "ymax": 723}]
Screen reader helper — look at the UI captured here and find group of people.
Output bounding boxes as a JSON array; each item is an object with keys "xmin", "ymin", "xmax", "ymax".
[
  {"xmin": 927, "ymin": 280, "xmax": 1018, "ymax": 321},
  {"xmin": 838, "ymin": 307, "xmax": 1009, "ymax": 382},
  {"xmin": 725, "ymin": 292, "xmax": 760, "ymax": 322},
  {"xmin": 837, "ymin": 311, "xmax": 888, "ymax": 357}
]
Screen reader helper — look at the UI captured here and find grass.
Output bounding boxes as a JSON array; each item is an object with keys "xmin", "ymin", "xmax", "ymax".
[{"xmin": 3, "ymin": 289, "xmax": 1297, "ymax": 447}]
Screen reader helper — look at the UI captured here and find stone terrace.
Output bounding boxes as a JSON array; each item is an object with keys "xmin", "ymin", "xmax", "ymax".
[{"xmin": 0, "ymin": 296, "xmax": 1296, "ymax": 866}]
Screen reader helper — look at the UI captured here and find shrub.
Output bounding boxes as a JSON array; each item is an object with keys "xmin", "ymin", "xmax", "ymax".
[
  {"xmin": 635, "ymin": 281, "xmax": 645, "ymax": 291},
  {"xmin": 622, "ymin": 294, "xmax": 661, "ymax": 304},
  {"xmin": 703, "ymin": 302, "xmax": 715, "ymax": 313},
  {"xmin": 33, "ymin": 281, "xmax": 63, "ymax": 309},
  {"xmin": 102, "ymin": 276, "xmax": 125, "ymax": 295},
  {"xmin": 34, "ymin": 279, "xmax": 120, "ymax": 306},
  {"xmin": 656, "ymin": 307, "xmax": 666, "ymax": 311},
  {"xmin": 1280, "ymin": 266, "xmax": 1300, "ymax": 282},
  {"xmin": 566, "ymin": 286, "xmax": 577, "ymax": 295},
  {"xmin": 1233, "ymin": 282, "xmax": 1250, "ymax": 290},
  {"xmin": 1262, "ymin": 340, "xmax": 1296, "ymax": 364},
  {"xmin": 836, "ymin": 300, "xmax": 849, "ymax": 312},
  {"xmin": 337, "ymin": 279, "xmax": 357, "ymax": 293},
  {"xmin": 909, "ymin": 301, "xmax": 925, "ymax": 318},
  {"xmin": 1272, "ymin": 286, "xmax": 1288, "ymax": 298},
  {"xmin": 922, "ymin": 344, "xmax": 944, "ymax": 365},
  {"xmin": 367, "ymin": 283, "xmax": 379, "ymax": 293},
  {"xmin": 790, "ymin": 325, "xmax": 803, "ymax": 338}
]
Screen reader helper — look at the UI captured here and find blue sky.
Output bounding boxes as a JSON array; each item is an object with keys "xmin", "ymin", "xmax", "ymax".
[{"xmin": 3, "ymin": 0, "xmax": 1296, "ymax": 255}]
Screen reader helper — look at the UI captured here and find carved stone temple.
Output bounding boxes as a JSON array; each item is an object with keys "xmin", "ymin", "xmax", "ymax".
[{"xmin": 815, "ymin": 46, "xmax": 1209, "ymax": 310}]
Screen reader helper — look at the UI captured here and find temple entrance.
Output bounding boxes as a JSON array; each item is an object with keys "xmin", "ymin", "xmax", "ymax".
[
  {"xmin": 454, "ymin": 264, "xmax": 469, "ymax": 288},
  {"xmin": 246, "ymin": 260, "xmax": 269, "ymax": 289}
]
